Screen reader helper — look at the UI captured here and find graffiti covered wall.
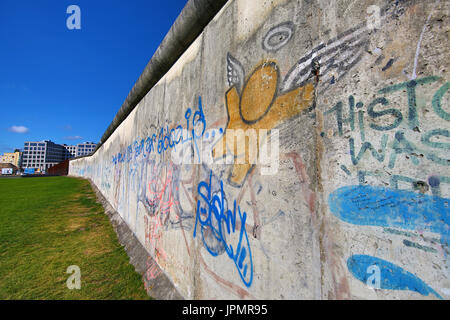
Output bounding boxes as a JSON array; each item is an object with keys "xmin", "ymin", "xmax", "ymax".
[{"xmin": 69, "ymin": 0, "xmax": 449, "ymax": 299}]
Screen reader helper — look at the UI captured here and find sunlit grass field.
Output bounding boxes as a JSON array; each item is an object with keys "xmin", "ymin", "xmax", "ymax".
[{"xmin": 0, "ymin": 176, "xmax": 150, "ymax": 299}]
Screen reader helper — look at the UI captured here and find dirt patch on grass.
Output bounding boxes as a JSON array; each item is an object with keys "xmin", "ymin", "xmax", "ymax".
[
  {"xmin": 65, "ymin": 219, "xmax": 87, "ymax": 232},
  {"xmin": 80, "ymin": 228, "xmax": 114, "ymax": 257}
]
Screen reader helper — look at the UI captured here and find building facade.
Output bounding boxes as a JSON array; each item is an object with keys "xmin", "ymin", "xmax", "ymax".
[
  {"xmin": 21, "ymin": 141, "xmax": 98, "ymax": 173},
  {"xmin": 0, "ymin": 163, "xmax": 18, "ymax": 175},
  {"xmin": 22, "ymin": 141, "xmax": 66, "ymax": 173},
  {"xmin": 1, "ymin": 151, "xmax": 21, "ymax": 168},
  {"xmin": 76, "ymin": 142, "xmax": 97, "ymax": 157},
  {"xmin": 64, "ymin": 145, "xmax": 77, "ymax": 159}
]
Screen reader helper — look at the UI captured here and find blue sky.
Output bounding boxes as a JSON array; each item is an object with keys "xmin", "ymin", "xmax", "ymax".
[{"xmin": 0, "ymin": 0, "xmax": 188, "ymax": 153}]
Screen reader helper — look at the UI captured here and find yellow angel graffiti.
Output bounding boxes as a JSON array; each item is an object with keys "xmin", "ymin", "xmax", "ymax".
[{"xmin": 213, "ymin": 54, "xmax": 314, "ymax": 186}]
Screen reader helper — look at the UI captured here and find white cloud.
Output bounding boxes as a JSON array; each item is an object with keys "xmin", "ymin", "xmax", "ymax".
[
  {"xmin": 64, "ymin": 135, "xmax": 83, "ymax": 140},
  {"xmin": 8, "ymin": 125, "xmax": 29, "ymax": 133}
]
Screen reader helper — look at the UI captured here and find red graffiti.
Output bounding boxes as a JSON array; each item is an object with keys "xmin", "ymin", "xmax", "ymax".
[
  {"xmin": 147, "ymin": 162, "xmax": 179, "ymax": 219},
  {"xmin": 144, "ymin": 214, "xmax": 168, "ymax": 261},
  {"xmin": 145, "ymin": 256, "xmax": 162, "ymax": 281}
]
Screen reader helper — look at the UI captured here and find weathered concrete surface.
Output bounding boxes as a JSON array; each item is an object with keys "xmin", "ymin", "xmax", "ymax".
[{"xmin": 70, "ymin": 0, "xmax": 450, "ymax": 299}]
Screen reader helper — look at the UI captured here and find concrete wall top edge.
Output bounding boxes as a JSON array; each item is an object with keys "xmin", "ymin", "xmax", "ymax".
[{"xmin": 89, "ymin": 0, "xmax": 229, "ymax": 156}]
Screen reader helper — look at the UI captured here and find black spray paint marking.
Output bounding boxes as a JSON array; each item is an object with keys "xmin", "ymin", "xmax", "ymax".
[
  {"xmin": 381, "ymin": 58, "xmax": 395, "ymax": 71},
  {"xmin": 262, "ymin": 21, "xmax": 294, "ymax": 52}
]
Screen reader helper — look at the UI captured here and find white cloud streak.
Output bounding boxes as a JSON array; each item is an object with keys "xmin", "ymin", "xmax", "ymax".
[
  {"xmin": 64, "ymin": 135, "xmax": 83, "ymax": 140},
  {"xmin": 8, "ymin": 125, "xmax": 29, "ymax": 133}
]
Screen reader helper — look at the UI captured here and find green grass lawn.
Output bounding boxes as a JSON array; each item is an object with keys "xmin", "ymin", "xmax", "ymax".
[{"xmin": 0, "ymin": 176, "xmax": 150, "ymax": 300}]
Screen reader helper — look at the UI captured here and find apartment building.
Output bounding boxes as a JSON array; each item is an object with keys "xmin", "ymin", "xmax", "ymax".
[
  {"xmin": 76, "ymin": 142, "xmax": 97, "ymax": 157},
  {"xmin": 21, "ymin": 141, "xmax": 98, "ymax": 173},
  {"xmin": 1, "ymin": 151, "xmax": 21, "ymax": 168},
  {"xmin": 64, "ymin": 145, "xmax": 77, "ymax": 159},
  {"xmin": 21, "ymin": 141, "xmax": 66, "ymax": 173}
]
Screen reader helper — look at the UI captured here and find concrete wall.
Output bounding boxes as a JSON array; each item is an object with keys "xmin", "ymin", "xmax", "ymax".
[{"xmin": 69, "ymin": 0, "xmax": 449, "ymax": 299}]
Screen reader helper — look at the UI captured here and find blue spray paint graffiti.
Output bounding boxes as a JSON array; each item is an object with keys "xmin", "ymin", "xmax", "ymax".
[
  {"xmin": 111, "ymin": 96, "xmax": 206, "ymax": 165},
  {"xmin": 329, "ymin": 185, "xmax": 449, "ymax": 298},
  {"xmin": 193, "ymin": 170, "xmax": 253, "ymax": 287},
  {"xmin": 347, "ymin": 254, "xmax": 443, "ymax": 299},
  {"xmin": 328, "ymin": 185, "xmax": 449, "ymax": 239}
]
